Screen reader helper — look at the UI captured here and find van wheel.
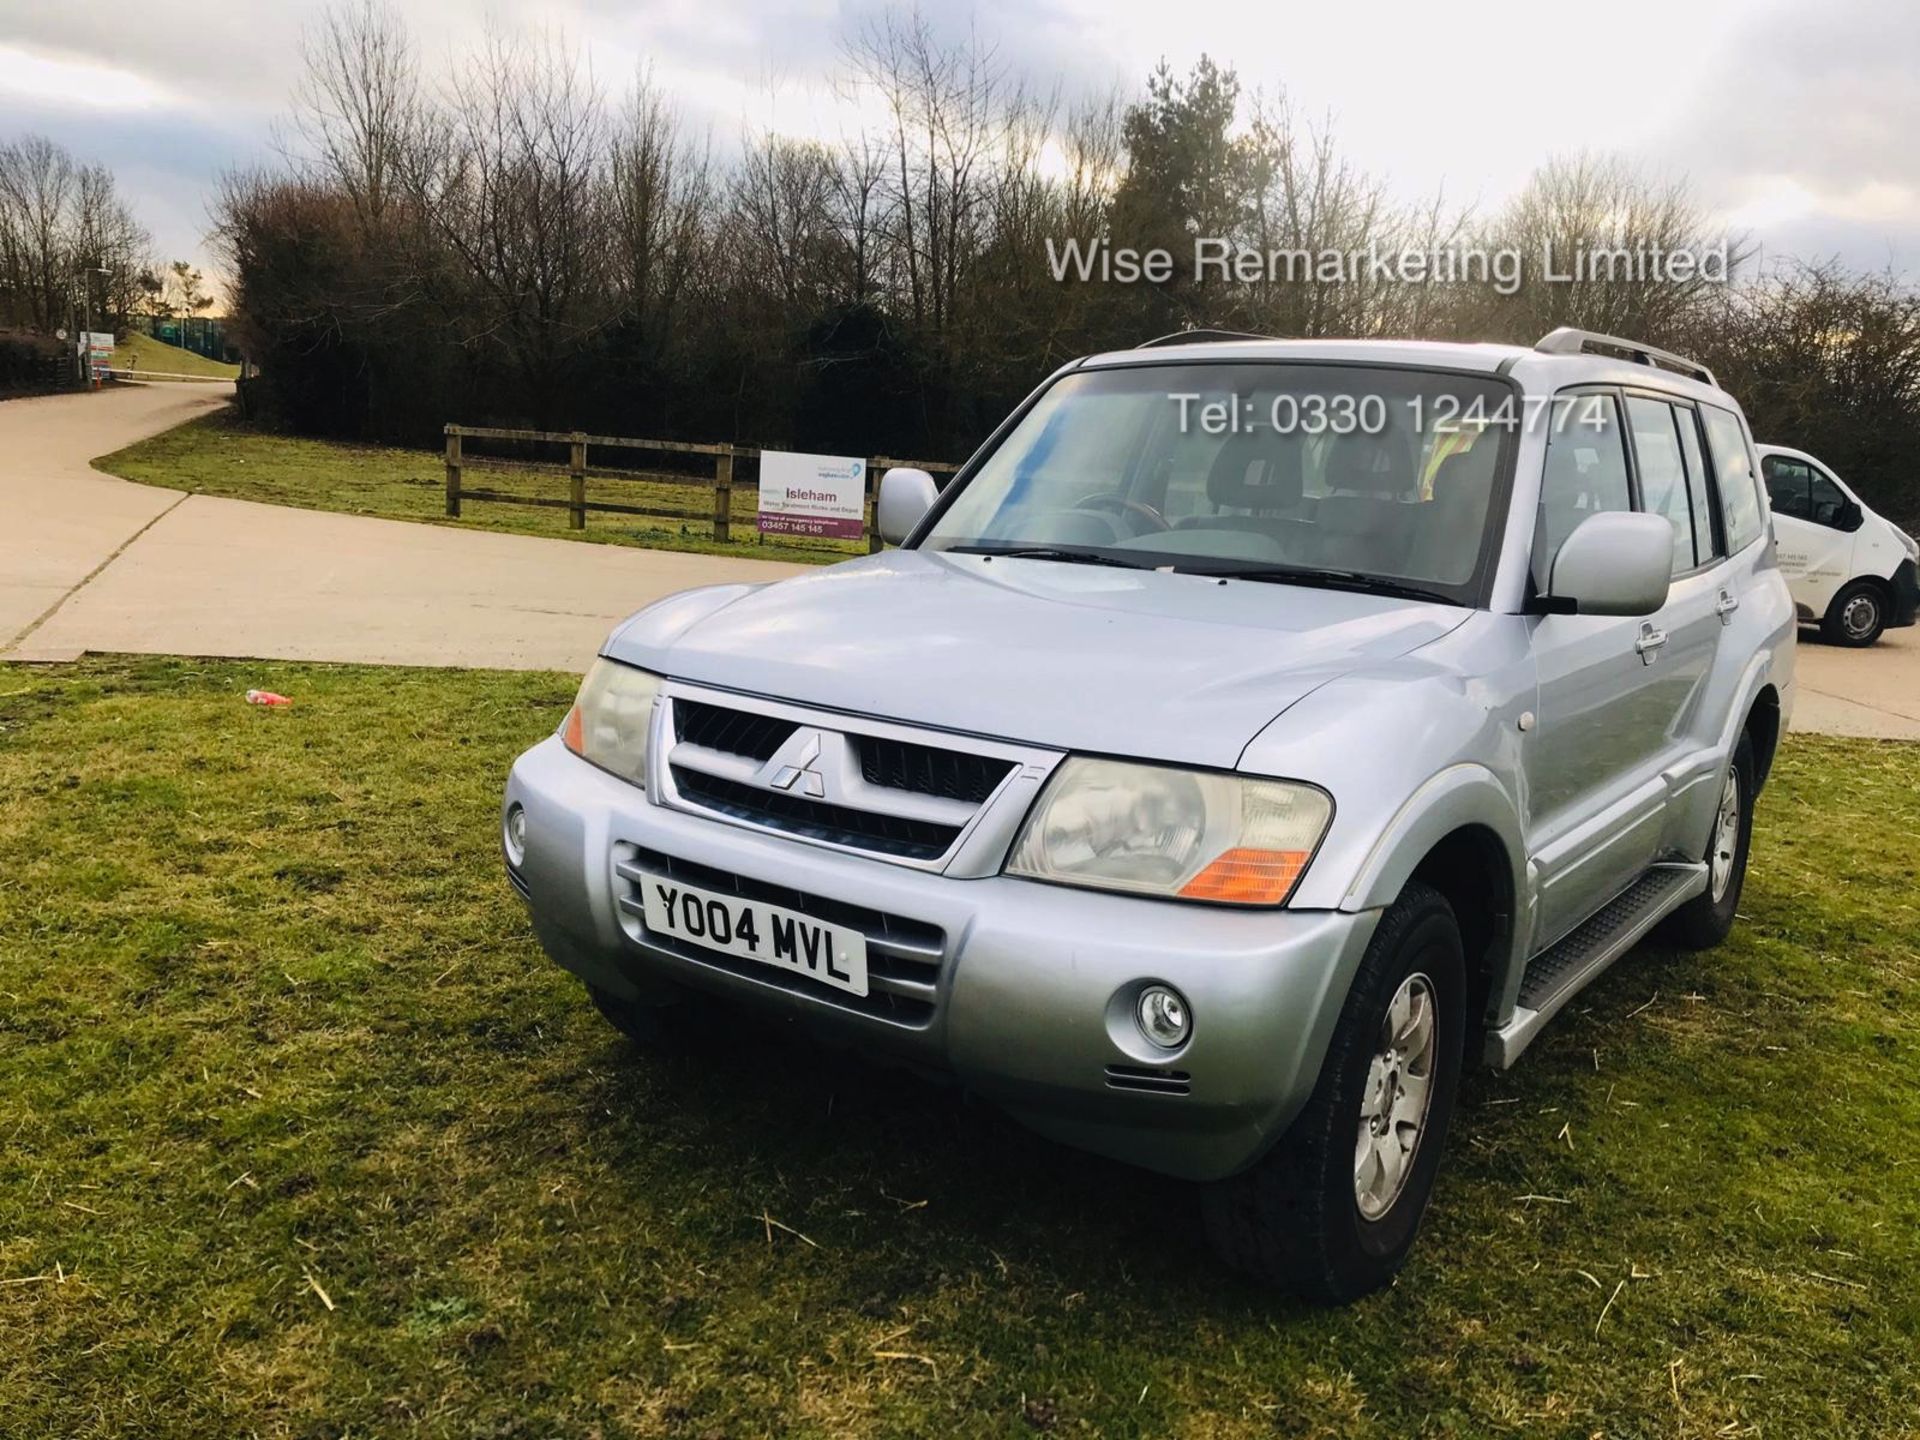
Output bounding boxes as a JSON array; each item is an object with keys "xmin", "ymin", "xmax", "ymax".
[
  {"xmin": 1660, "ymin": 732, "xmax": 1754, "ymax": 950},
  {"xmin": 1822, "ymin": 581, "xmax": 1886, "ymax": 646},
  {"xmin": 1202, "ymin": 882, "xmax": 1465, "ymax": 1304}
]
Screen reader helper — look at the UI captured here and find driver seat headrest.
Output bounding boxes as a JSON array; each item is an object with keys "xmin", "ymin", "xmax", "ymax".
[{"xmin": 1205, "ymin": 431, "xmax": 1303, "ymax": 512}]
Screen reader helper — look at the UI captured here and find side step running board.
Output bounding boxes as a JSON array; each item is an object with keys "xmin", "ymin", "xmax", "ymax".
[{"xmin": 1486, "ymin": 863, "xmax": 1709, "ymax": 1068}]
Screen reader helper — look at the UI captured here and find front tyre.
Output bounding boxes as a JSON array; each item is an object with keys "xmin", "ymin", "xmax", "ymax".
[
  {"xmin": 1821, "ymin": 580, "xmax": 1887, "ymax": 646},
  {"xmin": 1202, "ymin": 882, "xmax": 1466, "ymax": 1303},
  {"xmin": 586, "ymin": 981, "xmax": 721, "ymax": 1053},
  {"xmin": 1660, "ymin": 732, "xmax": 1755, "ymax": 950}
]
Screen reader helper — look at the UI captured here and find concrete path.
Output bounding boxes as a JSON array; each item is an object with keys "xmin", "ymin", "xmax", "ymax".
[
  {"xmin": 1, "ymin": 383, "xmax": 807, "ymax": 672},
  {"xmin": 1789, "ymin": 629, "xmax": 1920, "ymax": 741},
  {"xmin": 1, "ymin": 383, "xmax": 1915, "ymax": 735}
]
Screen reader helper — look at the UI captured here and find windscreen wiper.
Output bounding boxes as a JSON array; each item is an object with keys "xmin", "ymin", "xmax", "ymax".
[
  {"xmin": 946, "ymin": 544, "xmax": 1153, "ymax": 570},
  {"xmin": 1183, "ymin": 563, "xmax": 1458, "ymax": 606}
]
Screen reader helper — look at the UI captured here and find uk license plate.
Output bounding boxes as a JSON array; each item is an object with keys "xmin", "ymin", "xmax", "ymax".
[{"xmin": 637, "ymin": 872, "xmax": 869, "ymax": 998}]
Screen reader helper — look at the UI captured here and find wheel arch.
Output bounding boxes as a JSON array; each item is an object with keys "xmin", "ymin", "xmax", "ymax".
[
  {"xmin": 1337, "ymin": 765, "xmax": 1527, "ymax": 1029},
  {"xmin": 1744, "ymin": 683, "xmax": 1782, "ymax": 792},
  {"xmin": 1406, "ymin": 825, "xmax": 1518, "ymax": 1034}
]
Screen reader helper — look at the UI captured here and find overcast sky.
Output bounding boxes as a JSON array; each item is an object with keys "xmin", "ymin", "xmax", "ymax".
[{"xmin": 4, "ymin": 0, "xmax": 1917, "ymax": 303}]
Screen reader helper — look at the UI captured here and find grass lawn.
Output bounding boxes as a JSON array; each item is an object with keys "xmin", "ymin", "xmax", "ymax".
[
  {"xmin": 95, "ymin": 410, "xmax": 866, "ymax": 566},
  {"xmin": 108, "ymin": 332, "xmax": 240, "ymax": 381},
  {"xmin": 3, "ymin": 656, "xmax": 1917, "ymax": 1437}
]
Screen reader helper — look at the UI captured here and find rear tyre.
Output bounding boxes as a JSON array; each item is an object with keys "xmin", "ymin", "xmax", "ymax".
[
  {"xmin": 1821, "ymin": 580, "xmax": 1886, "ymax": 647},
  {"xmin": 1660, "ymin": 732, "xmax": 1754, "ymax": 951},
  {"xmin": 1202, "ymin": 882, "xmax": 1466, "ymax": 1304}
]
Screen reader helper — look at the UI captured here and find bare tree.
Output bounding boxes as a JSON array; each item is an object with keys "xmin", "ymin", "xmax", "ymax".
[
  {"xmin": 824, "ymin": 128, "xmax": 891, "ymax": 307},
  {"xmin": 70, "ymin": 163, "xmax": 152, "ymax": 327},
  {"xmin": 845, "ymin": 9, "xmax": 1006, "ymax": 334},
  {"xmin": 607, "ymin": 74, "xmax": 711, "ymax": 339},
  {"xmin": 731, "ymin": 133, "xmax": 839, "ymax": 310},
  {"xmin": 290, "ymin": 0, "xmax": 421, "ymax": 228},
  {"xmin": 409, "ymin": 29, "xmax": 613, "ymax": 417},
  {"xmin": 1059, "ymin": 88, "xmax": 1124, "ymax": 240},
  {"xmin": 1699, "ymin": 260, "xmax": 1920, "ymax": 526},
  {"xmin": 1240, "ymin": 93, "xmax": 1405, "ymax": 337},
  {"xmin": 0, "ymin": 136, "xmax": 151, "ymax": 334},
  {"xmin": 0, "ymin": 136, "xmax": 77, "ymax": 331},
  {"xmin": 1461, "ymin": 154, "xmax": 1749, "ymax": 344}
]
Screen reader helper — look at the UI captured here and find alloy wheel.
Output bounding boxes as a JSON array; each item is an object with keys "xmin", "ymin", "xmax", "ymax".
[
  {"xmin": 1710, "ymin": 769, "xmax": 1741, "ymax": 902},
  {"xmin": 1354, "ymin": 972, "xmax": 1438, "ymax": 1221}
]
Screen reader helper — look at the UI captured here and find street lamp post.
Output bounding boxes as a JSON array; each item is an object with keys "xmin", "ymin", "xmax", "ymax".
[{"xmin": 75, "ymin": 265, "xmax": 110, "ymax": 388}]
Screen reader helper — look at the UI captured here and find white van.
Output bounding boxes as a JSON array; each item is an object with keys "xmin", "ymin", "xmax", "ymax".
[{"xmin": 1758, "ymin": 444, "xmax": 1919, "ymax": 646}]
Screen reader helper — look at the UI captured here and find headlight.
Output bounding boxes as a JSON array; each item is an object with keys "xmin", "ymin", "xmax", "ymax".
[
  {"xmin": 561, "ymin": 659, "xmax": 662, "ymax": 784},
  {"xmin": 1006, "ymin": 758, "xmax": 1332, "ymax": 905},
  {"xmin": 1897, "ymin": 527, "xmax": 1919, "ymax": 561}
]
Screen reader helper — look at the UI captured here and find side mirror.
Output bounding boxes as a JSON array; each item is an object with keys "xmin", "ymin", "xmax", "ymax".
[
  {"xmin": 1836, "ymin": 499, "xmax": 1865, "ymax": 533},
  {"xmin": 877, "ymin": 467, "xmax": 939, "ymax": 545},
  {"xmin": 1547, "ymin": 511, "xmax": 1673, "ymax": 617}
]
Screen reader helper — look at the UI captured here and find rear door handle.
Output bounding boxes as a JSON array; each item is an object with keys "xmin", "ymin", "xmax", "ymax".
[
  {"xmin": 1635, "ymin": 623, "xmax": 1668, "ymax": 664},
  {"xmin": 1715, "ymin": 590, "xmax": 1740, "ymax": 624}
]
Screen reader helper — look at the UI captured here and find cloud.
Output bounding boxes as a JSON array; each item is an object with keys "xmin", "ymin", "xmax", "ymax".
[
  {"xmin": 0, "ymin": 45, "xmax": 183, "ymax": 111},
  {"xmin": 0, "ymin": 98, "xmax": 267, "ymax": 292},
  {"xmin": 0, "ymin": 6, "xmax": 311, "ymax": 114},
  {"xmin": 1659, "ymin": 0, "xmax": 1920, "ymax": 272},
  {"xmin": 4, "ymin": 0, "xmax": 1919, "ymax": 291}
]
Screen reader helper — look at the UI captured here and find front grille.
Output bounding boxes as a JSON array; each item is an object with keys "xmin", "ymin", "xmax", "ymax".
[
  {"xmin": 673, "ymin": 698, "xmax": 795, "ymax": 761},
  {"xmin": 670, "ymin": 767, "xmax": 963, "ymax": 861},
  {"xmin": 856, "ymin": 734, "xmax": 1015, "ymax": 804},
  {"xmin": 662, "ymin": 692, "xmax": 1048, "ymax": 867},
  {"xmin": 615, "ymin": 847, "xmax": 945, "ymax": 1027}
]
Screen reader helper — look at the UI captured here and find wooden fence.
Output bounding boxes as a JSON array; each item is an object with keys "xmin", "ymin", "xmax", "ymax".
[{"xmin": 442, "ymin": 425, "xmax": 959, "ymax": 554}]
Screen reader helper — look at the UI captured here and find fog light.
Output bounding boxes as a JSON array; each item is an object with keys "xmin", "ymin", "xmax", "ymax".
[
  {"xmin": 1136, "ymin": 985, "xmax": 1190, "ymax": 1049},
  {"xmin": 504, "ymin": 803, "xmax": 527, "ymax": 867}
]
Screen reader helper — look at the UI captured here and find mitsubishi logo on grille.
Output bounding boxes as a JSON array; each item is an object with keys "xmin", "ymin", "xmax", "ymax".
[
  {"xmin": 767, "ymin": 729, "xmax": 828, "ymax": 798},
  {"xmin": 670, "ymin": 703, "xmax": 997, "ymax": 860}
]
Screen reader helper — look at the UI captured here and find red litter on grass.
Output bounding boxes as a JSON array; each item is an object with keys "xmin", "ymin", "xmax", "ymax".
[{"xmin": 245, "ymin": 689, "xmax": 293, "ymax": 707}]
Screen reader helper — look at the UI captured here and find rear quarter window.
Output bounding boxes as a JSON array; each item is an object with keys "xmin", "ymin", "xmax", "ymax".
[{"xmin": 1701, "ymin": 406, "xmax": 1766, "ymax": 554}]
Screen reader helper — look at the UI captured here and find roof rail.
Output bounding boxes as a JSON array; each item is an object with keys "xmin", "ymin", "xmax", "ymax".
[
  {"xmin": 1136, "ymin": 328, "xmax": 1278, "ymax": 349},
  {"xmin": 1534, "ymin": 327, "xmax": 1717, "ymax": 388}
]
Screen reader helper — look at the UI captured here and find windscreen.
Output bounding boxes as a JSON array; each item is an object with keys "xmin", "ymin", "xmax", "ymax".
[{"xmin": 919, "ymin": 362, "xmax": 1522, "ymax": 604}]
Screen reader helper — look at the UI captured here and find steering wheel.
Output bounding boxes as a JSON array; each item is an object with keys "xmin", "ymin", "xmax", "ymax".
[{"xmin": 1071, "ymin": 492, "xmax": 1171, "ymax": 535}]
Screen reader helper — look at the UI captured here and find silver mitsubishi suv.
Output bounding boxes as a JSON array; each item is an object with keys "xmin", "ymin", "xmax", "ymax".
[{"xmin": 503, "ymin": 328, "xmax": 1795, "ymax": 1302}]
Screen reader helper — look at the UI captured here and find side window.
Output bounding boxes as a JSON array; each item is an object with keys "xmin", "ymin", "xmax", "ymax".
[
  {"xmin": 1626, "ymin": 396, "xmax": 1696, "ymax": 575},
  {"xmin": 1535, "ymin": 392, "xmax": 1631, "ymax": 588},
  {"xmin": 1676, "ymin": 406, "xmax": 1722, "ymax": 562},
  {"xmin": 1763, "ymin": 455, "xmax": 1814, "ymax": 520},
  {"xmin": 1808, "ymin": 471, "xmax": 1849, "ymax": 527},
  {"xmin": 1702, "ymin": 406, "xmax": 1766, "ymax": 552}
]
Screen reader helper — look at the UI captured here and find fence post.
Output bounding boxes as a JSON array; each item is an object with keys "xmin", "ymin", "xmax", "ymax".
[
  {"xmin": 569, "ymin": 433, "xmax": 587, "ymax": 530},
  {"xmin": 713, "ymin": 447, "xmax": 734, "ymax": 543},
  {"xmin": 867, "ymin": 459, "xmax": 885, "ymax": 553},
  {"xmin": 444, "ymin": 426, "xmax": 462, "ymax": 517}
]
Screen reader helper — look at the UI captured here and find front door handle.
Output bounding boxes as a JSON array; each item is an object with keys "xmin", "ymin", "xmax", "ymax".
[
  {"xmin": 1635, "ymin": 623, "xmax": 1668, "ymax": 664},
  {"xmin": 1715, "ymin": 590, "xmax": 1740, "ymax": 625}
]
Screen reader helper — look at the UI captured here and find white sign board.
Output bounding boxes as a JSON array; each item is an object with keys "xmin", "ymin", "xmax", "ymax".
[{"xmin": 757, "ymin": 450, "xmax": 866, "ymax": 540}]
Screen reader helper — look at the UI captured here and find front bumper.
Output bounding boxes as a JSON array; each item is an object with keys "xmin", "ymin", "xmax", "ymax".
[
  {"xmin": 1891, "ymin": 558, "xmax": 1919, "ymax": 628},
  {"xmin": 503, "ymin": 736, "xmax": 1377, "ymax": 1182}
]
